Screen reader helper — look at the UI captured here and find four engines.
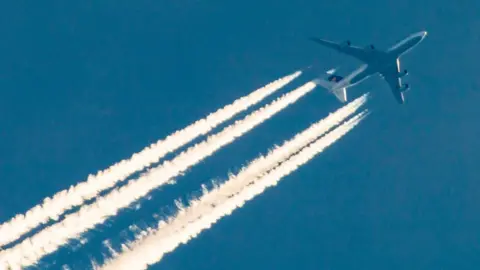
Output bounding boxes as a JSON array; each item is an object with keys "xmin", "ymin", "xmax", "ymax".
[{"xmin": 341, "ymin": 40, "xmax": 412, "ymax": 93}]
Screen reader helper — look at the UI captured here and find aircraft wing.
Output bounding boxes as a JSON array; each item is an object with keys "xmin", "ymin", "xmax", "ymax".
[
  {"xmin": 379, "ymin": 62, "xmax": 405, "ymax": 104},
  {"xmin": 309, "ymin": 37, "xmax": 374, "ymax": 63}
]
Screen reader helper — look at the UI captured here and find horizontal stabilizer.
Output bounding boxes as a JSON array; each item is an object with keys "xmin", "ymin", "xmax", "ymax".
[
  {"xmin": 313, "ymin": 68, "xmax": 348, "ymax": 103},
  {"xmin": 332, "ymin": 87, "xmax": 347, "ymax": 103},
  {"xmin": 326, "ymin": 68, "xmax": 336, "ymax": 75}
]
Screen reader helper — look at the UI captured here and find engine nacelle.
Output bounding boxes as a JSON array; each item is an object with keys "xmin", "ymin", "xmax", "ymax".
[
  {"xmin": 399, "ymin": 83, "xmax": 410, "ymax": 92},
  {"xmin": 341, "ymin": 40, "xmax": 351, "ymax": 47},
  {"xmin": 398, "ymin": 69, "xmax": 408, "ymax": 78},
  {"xmin": 365, "ymin": 44, "xmax": 375, "ymax": 50}
]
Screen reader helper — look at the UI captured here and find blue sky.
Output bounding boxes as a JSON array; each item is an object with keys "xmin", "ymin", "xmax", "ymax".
[{"xmin": 1, "ymin": 1, "xmax": 479, "ymax": 269}]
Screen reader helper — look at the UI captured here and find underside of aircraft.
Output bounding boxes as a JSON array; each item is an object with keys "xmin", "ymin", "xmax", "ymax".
[{"xmin": 310, "ymin": 31, "xmax": 427, "ymax": 104}]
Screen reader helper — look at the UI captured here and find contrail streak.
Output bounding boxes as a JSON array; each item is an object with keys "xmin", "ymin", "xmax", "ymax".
[
  {"xmin": 138, "ymin": 94, "xmax": 367, "ymax": 245},
  {"xmin": 99, "ymin": 110, "xmax": 368, "ymax": 270},
  {"xmin": 0, "ymin": 80, "xmax": 316, "ymax": 269},
  {"xmin": 0, "ymin": 71, "xmax": 301, "ymax": 248}
]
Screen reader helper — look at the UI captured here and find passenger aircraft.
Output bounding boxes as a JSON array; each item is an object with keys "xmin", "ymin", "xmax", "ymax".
[{"xmin": 310, "ymin": 31, "xmax": 428, "ymax": 104}]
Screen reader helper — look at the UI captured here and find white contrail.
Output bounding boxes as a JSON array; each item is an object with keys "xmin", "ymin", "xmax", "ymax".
[
  {"xmin": 0, "ymin": 71, "xmax": 301, "ymax": 248},
  {"xmin": 134, "ymin": 94, "xmax": 368, "ymax": 245},
  {"xmin": 144, "ymin": 93, "xmax": 368, "ymax": 239},
  {"xmin": 98, "ymin": 110, "xmax": 369, "ymax": 270},
  {"xmin": 0, "ymin": 81, "xmax": 316, "ymax": 269}
]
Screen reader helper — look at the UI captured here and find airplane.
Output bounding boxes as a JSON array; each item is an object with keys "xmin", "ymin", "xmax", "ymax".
[{"xmin": 310, "ymin": 31, "xmax": 428, "ymax": 104}]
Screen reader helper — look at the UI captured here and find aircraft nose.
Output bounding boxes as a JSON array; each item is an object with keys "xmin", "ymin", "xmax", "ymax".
[{"xmin": 422, "ymin": 31, "xmax": 428, "ymax": 38}]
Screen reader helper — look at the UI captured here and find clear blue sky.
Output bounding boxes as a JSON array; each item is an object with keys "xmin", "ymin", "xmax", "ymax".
[{"xmin": 1, "ymin": 1, "xmax": 479, "ymax": 269}]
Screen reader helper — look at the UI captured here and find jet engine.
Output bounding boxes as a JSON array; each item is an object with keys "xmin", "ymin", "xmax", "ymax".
[
  {"xmin": 399, "ymin": 83, "xmax": 410, "ymax": 92},
  {"xmin": 341, "ymin": 40, "xmax": 351, "ymax": 47},
  {"xmin": 398, "ymin": 69, "xmax": 408, "ymax": 78}
]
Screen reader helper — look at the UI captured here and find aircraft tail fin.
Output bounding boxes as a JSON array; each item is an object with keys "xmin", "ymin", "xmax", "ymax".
[{"xmin": 313, "ymin": 68, "xmax": 348, "ymax": 103}]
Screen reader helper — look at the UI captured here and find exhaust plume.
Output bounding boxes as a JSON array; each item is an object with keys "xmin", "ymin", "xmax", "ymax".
[
  {"xmin": 0, "ymin": 81, "xmax": 316, "ymax": 269},
  {"xmin": 0, "ymin": 71, "xmax": 301, "ymax": 248},
  {"xmin": 99, "ymin": 111, "xmax": 368, "ymax": 270}
]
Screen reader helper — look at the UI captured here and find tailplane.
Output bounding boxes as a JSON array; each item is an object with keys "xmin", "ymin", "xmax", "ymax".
[{"xmin": 313, "ymin": 68, "xmax": 348, "ymax": 103}]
